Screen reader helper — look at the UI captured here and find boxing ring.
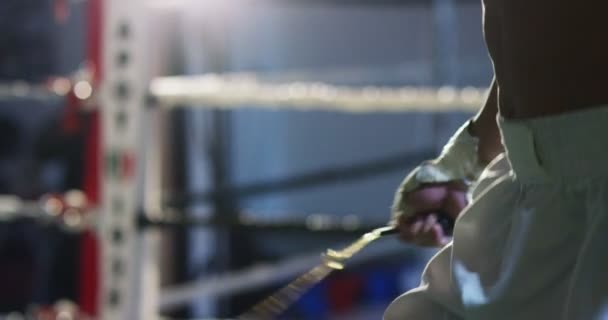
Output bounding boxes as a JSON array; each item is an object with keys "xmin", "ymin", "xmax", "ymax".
[
  {"xmin": 0, "ymin": 0, "xmax": 490, "ymax": 319},
  {"xmin": 0, "ymin": 73, "xmax": 484, "ymax": 319},
  {"xmin": 99, "ymin": 2, "xmax": 486, "ymax": 317},
  {"xmin": 107, "ymin": 72, "xmax": 484, "ymax": 317}
]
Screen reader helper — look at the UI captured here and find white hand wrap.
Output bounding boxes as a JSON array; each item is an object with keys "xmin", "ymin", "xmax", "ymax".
[{"xmin": 391, "ymin": 120, "xmax": 484, "ymax": 220}]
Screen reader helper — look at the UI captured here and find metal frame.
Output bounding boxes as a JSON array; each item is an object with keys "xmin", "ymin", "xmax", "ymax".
[{"xmin": 99, "ymin": 0, "xmax": 160, "ymax": 318}]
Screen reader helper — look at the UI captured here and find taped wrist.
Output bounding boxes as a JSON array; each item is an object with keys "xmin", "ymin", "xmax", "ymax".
[
  {"xmin": 415, "ymin": 119, "xmax": 483, "ymax": 186},
  {"xmin": 392, "ymin": 120, "xmax": 483, "ymax": 218}
]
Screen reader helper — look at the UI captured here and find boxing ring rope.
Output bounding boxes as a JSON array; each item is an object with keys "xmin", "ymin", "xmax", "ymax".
[
  {"xmin": 0, "ymin": 194, "xmax": 95, "ymax": 232},
  {"xmin": 149, "ymin": 73, "xmax": 486, "ymax": 112},
  {"xmin": 0, "ymin": 81, "xmax": 69, "ymax": 102},
  {"xmin": 0, "ymin": 192, "xmax": 400, "ymax": 238},
  {"xmin": 0, "ymin": 69, "xmax": 95, "ymax": 103},
  {"xmin": 160, "ymin": 251, "xmax": 321, "ymax": 310},
  {"xmin": 162, "ymin": 148, "xmax": 435, "ymax": 208},
  {"xmin": 158, "ymin": 237, "xmax": 407, "ymax": 311}
]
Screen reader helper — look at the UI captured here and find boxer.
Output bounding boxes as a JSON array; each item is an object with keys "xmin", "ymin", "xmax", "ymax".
[{"xmin": 387, "ymin": 0, "xmax": 608, "ymax": 318}]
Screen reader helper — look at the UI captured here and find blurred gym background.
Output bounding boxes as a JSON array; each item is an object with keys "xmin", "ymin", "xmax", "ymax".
[{"xmin": 0, "ymin": 0, "xmax": 492, "ymax": 319}]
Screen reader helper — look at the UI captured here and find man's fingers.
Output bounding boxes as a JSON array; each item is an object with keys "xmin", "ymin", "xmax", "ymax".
[
  {"xmin": 393, "ymin": 182, "xmax": 465, "ymax": 247},
  {"xmin": 396, "ymin": 214, "xmax": 447, "ymax": 247},
  {"xmin": 416, "ymin": 219, "xmax": 446, "ymax": 247},
  {"xmin": 433, "ymin": 224, "xmax": 450, "ymax": 246},
  {"xmin": 423, "ymin": 213, "xmax": 437, "ymax": 232},
  {"xmin": 396, "ymin": 208, "xmax": 455, "ymax": 247},
  {"xmin": 411, "ymin": 219, "xmax": 424, "ymax": 234},
  {"xmin": 396, "ymin": 217, "xmax": 425, "ymax": 243}
]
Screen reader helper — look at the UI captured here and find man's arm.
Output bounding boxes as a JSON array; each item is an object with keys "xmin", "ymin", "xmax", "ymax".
[
  {"xmin": 470, "ymin": 78, "xmax": 503, "ymax": 164},
  {"xmin": 392, "ymin": 79, "xmax": 502, "ymax": 246}
]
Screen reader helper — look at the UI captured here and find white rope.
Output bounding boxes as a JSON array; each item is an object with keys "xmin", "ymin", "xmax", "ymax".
[
  {"xmin": 149, "ymin": 73, "xmax": 488, "ymax": 113},
  {"xmin": 0, "ymin": 195, "xmax": 94, "ymax": 232},
  {"xmin": 0, "ymin": 195, "xmax": 387, "ymax": 237},
  {"xmin": 159, "ymin": 252, "xmax": 320, "ymax": 310},
  {"xmin": 0, "ymin": 81, "xmax": 65, "ymax": 102},
  {"xmin": 158, "ymin": 239, "xmax": 408, "ymax": 310}
]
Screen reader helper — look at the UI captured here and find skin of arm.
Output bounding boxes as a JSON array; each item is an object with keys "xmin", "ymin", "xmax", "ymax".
[
  {"xmin": 487, "ymin": 0, "xmax": 608, "ymax": 119},
  {"xmin": 469, "ymin": 78, "xmax": 503, "ymax": 164}
]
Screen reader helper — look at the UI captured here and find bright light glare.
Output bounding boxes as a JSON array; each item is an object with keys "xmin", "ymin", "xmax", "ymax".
[
  {"xmin": 147, "ymin": 0, "xmax": 231, "ymax": 11},
  {"xmin": 52, "ymin": 78, "xmax": 72, "ymax": 96},
  {"xmin": 74, "ymin": 81, "xmax": 93, "ymax": 100}
]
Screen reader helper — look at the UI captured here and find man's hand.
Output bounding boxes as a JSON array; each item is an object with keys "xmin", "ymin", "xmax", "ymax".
[
  {"xmin": 395, "ymin": 182, "xmax": 467, "ymax": 247},
  {"xmin": 390, "ymin": 118, "xmax": 486, "ymax": 247}
]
